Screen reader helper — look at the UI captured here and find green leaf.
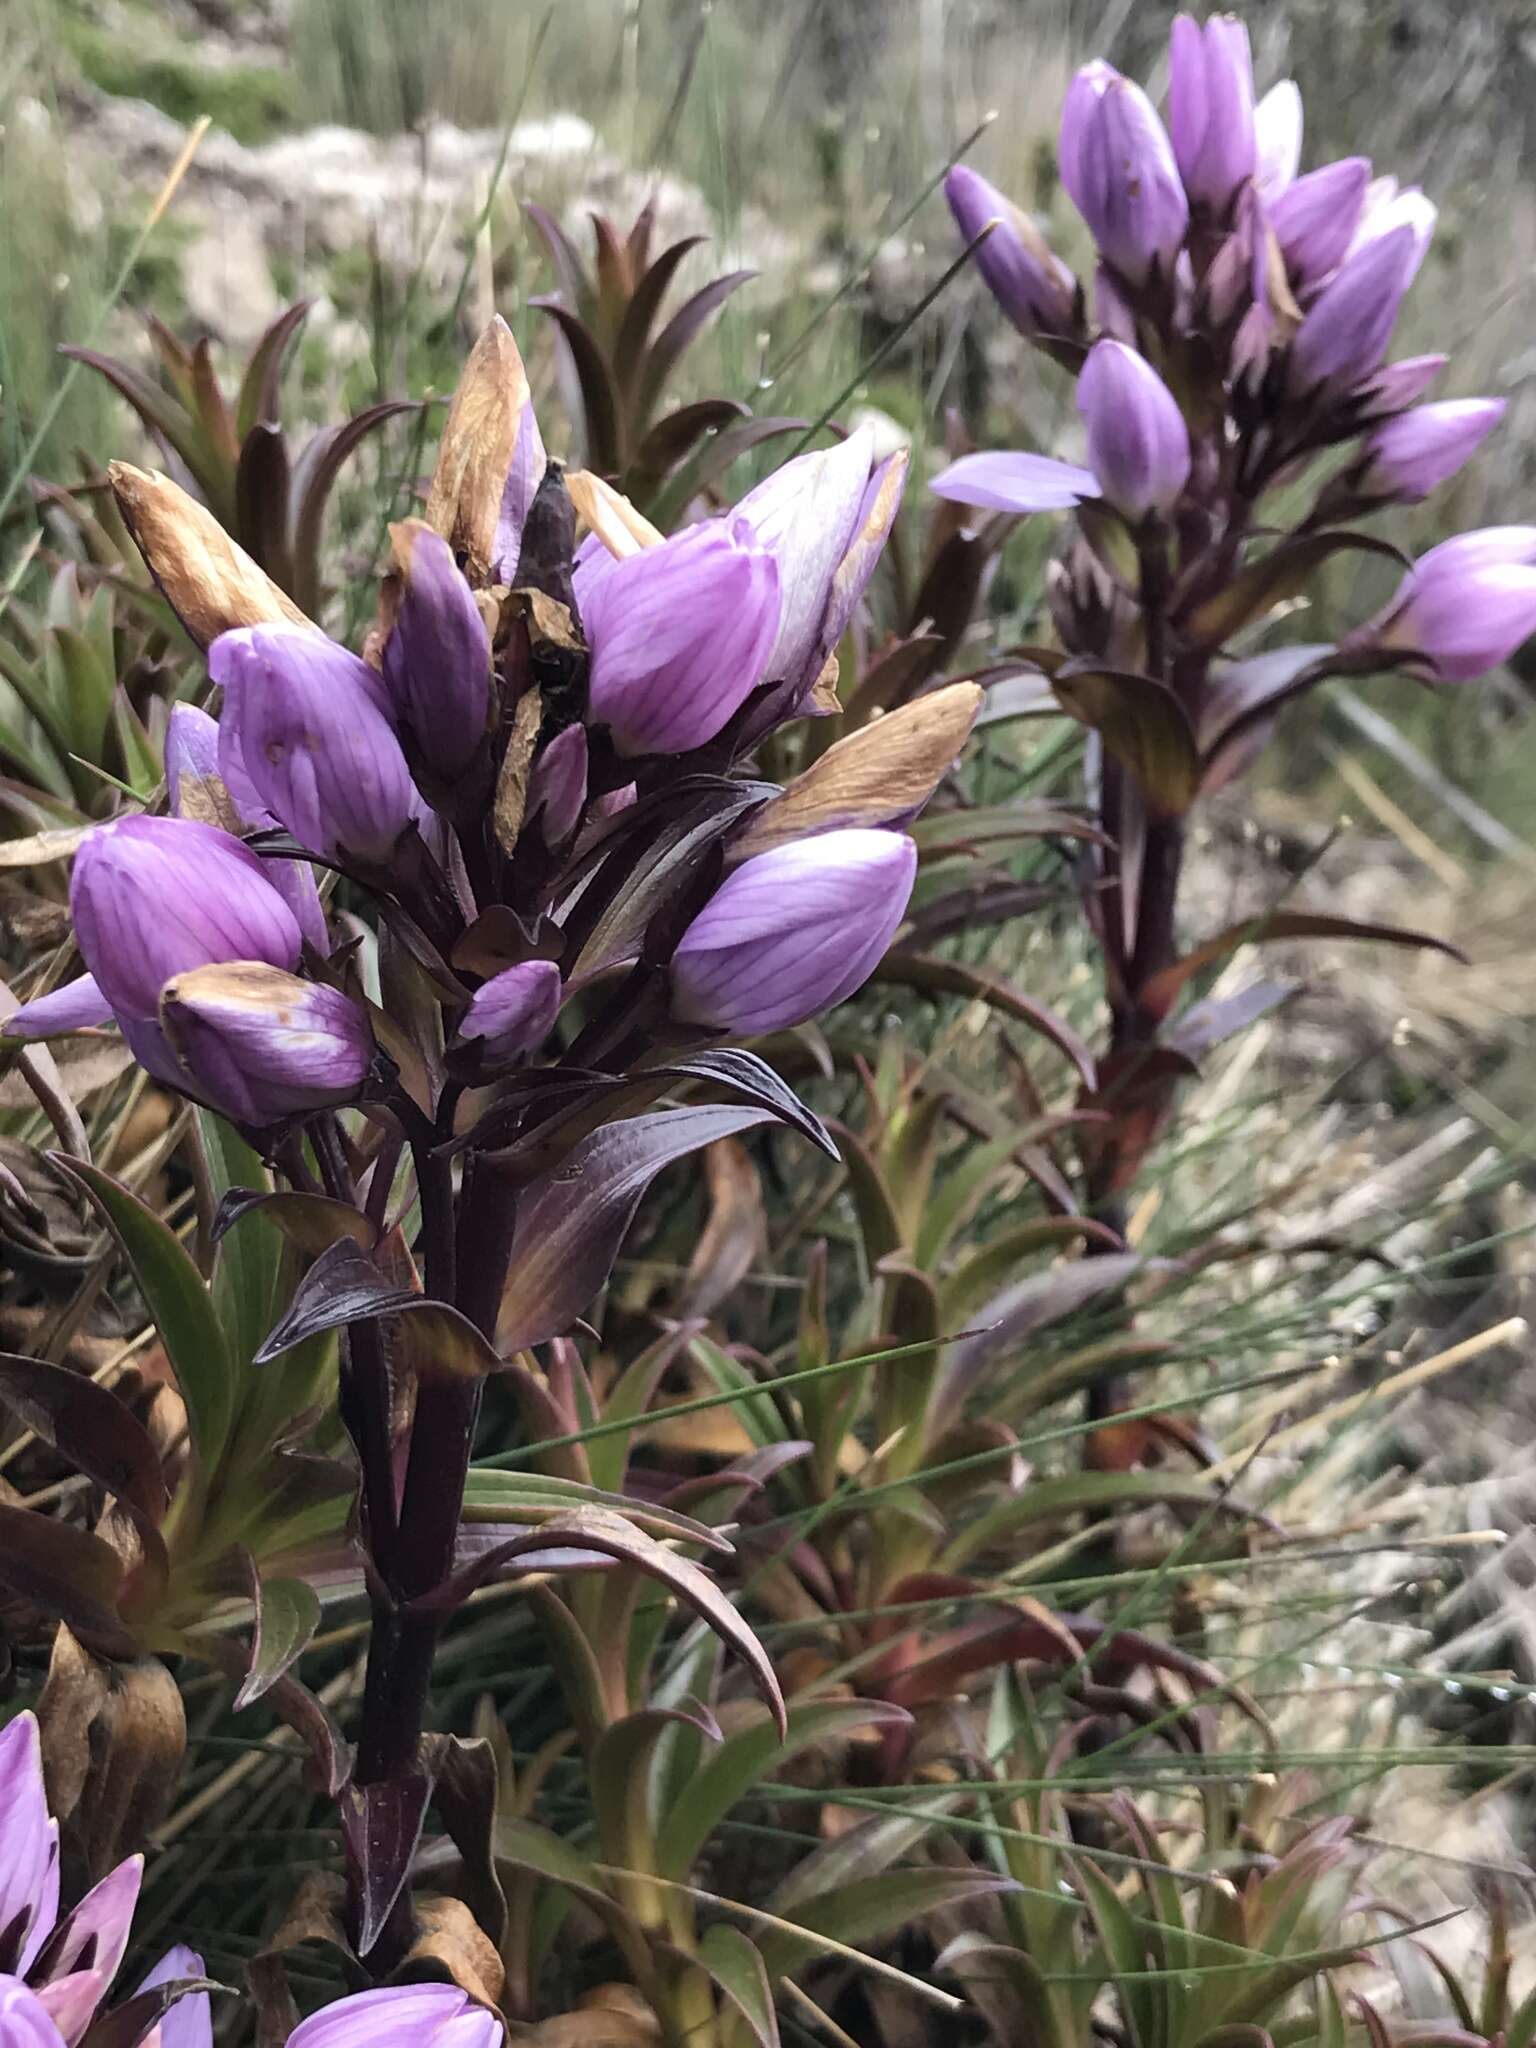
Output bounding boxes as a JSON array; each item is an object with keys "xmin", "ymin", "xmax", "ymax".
[
  {"xmin": 56, "ymin": 1156, "xmax": 236, "ymax": 1476},
  {"xmin": 199, "ymin": 1111, "xmax": 283, "ymax": 1369},
  {"xmin": 1052, "ymin": 664, "xmax": 1201, "ymax": 818},
  {"xmin": 236, "ymin": 1568, "xmax": 322, "ymax": 1708},
  {"xmin": 758, "ymin": 1869, "xmax": 1018, "ymax": 1980},
  {"xmin": 943, "ymin": 1471, "xmax": 1271, "ymax": 1571},
  {"xmin": 695, "ymin": 1923, "xmax": 781, "ymax": 2048}
]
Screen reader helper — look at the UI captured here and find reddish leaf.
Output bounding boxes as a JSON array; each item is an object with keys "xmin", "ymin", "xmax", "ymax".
[
  {"xmin": 0, "ymin": 1504, "xmax": 132, "ymax": 1653},
  {"xmin": 1053, "ymin": 663, "xmax": 1201, "ymax": 817},
  {"xmin": 1141, "ymin": 911, "xmax": 1466, "ymax": 1017},
  {"xmin": 532, "ymin": 299, "xmax": 625, "ymax": 472},
  {"xmin": 0, "ymin": 1352, "xmax": 167, "ymax": 1526},
  {"xmin": 874, "ymin": 952, "xmax": 1096, "ymax": 1086},
  {"xmin": 637, "ymin": 270, "xmax": 756, "ymax": 426},
  {"xmin": 341, "ymin": 1771, "xmax": 432, "ymax": 1958}
]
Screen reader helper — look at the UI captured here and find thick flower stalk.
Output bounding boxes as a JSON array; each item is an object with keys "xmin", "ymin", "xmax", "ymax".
[
  {"xmin": 0, "ymin": 1713, "xmax": 210, "ymax": 2047},
  {"xmin": 5, "ymin": 315, "xmax": 970, "ymax": 2003},
  {"xmin": 934, "ymin": 10, "xmax": 1530, "ymax": 1219}
]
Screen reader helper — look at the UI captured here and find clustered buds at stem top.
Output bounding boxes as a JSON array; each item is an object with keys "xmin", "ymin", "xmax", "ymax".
[
  {"xmin": 1345, "ymin": 527, "xmax": 1536, "ymax": 683},
  {"xmin": 1059, "ymin": 60, "xmax": 1188, "ymax": 286},
  {"xmin": 382, "ymin": 520, "xmax": 492, "ymax": 780},
  {"xmin": 574, "ymin": 518, "xmax": 781, "ymax": 756},
  {"xmin": 1269, "ymin": 158, "xmax": 1371, "ymax": 290},
  {"xmin": 1287, "ymin": 225, "xmax": 1424, "ymax": 400},
  {"xmin": 1077, "ymin": 339, "xmax": 1191, "ymax": 523},
  {"xmin": 0, "ymin": 1714, "xmax": 210, "ymax": 2045},
  {"xmin": 943, "ymin": 164, "xmax": 1078, "ymax": 339},
  {"xmin": 671, "ymin": 827, "xmax": 917, "ymax": 1035},
  {"xmin": 160, "ymin": 962, "xmax": 374, "ymax": 1126},
  {"xmin": 283, "ymin": 1984, "xmax": 502, "ymax": 2047},
  {"xmin": 458, "ymin": 958, "xmax": 562, "ymax": 1060},
  {"xmin": 1167, "ymin": 14, "xmax": 1255, "ymax": 215},
  {"xmin": 211, "ymin": 625, "xmax": 419, "ymax": 866}
]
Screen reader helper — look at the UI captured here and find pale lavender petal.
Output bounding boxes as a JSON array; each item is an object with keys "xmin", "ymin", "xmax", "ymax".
[
  {"xmin": 0, "ymin": 1974, "xmax": 67, "ymax": 2048},
  {"xmin": 930, "ymin": 451, "xmax": 1101, "ymax": 515},
  {"xmin": 137, "ymin": 1945, "xmax": 212, "ymax": 2048},
  {"xmin": 286, "ymin": 1983, "xmax": 504, "ymax": 2047},
  {"xmin": 1253, "ymin": 79, "xmax": 1302, "ymax": 201},
  {"xmin": 493, "ymin": 399, "xmax": 549, "ymax": 583},
  {"xmin": 3, "ymin": 975, "xmax": 113, "ymax": 1041},
  {"xmin": 0, "ymin": 1715, "xmax": 59, "ymax": 1976}
]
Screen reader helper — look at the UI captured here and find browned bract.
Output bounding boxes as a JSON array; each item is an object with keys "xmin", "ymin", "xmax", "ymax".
[
  {"xmin": 424, "ymin": 314, "xmax": 532, "ymax": 587},
  {"xmin": 732, "ymin": 680, "xmax": 982, "ymax": 860},
  {"xmin": 37, "ymin": 1627, "xmax": 187, "ymax": 1877},
  {"xmin": 108, "ymin": 461, "xmax": 311, "ymax": 647}
]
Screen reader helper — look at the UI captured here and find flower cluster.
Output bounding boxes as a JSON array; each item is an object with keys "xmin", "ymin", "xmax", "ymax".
[
  {"xmin": 937, "ymin": 13, "xmax": 1534, "ymax": 692},
  {"xmin": 6, "ymin": 353, "xmax": 927, "ymax": 1129},
  {"xmin": 0, "ymin": 1711, "xmax": 210, "ymax": 2047}
]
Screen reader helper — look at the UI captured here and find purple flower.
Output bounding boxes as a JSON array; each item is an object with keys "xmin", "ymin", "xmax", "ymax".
[
  {"xmin": 1352, "ymin": 527, "xmax": 1536, "ymax": 682},
  {"xmin": 1167, "ymin": 14, "xmax": 1255, "ymax": 214},
  {"xmin": 526, "ymin": 725, "xmax": 588, "ymax": 845},
  {"xmin": 1346, "ymin": 176, "xmax": 1436, "ymax": 267},
  {"xmin": 3, "ymin": 973, "xmax": 113, "ymax": 1040},
  {"xmin": 672, "ymin": 828, "xmax": 917, "ymax": 1034},
  {"xmin": 929, "ymin": 451, "xmax": 1101, "ymax": 516},
  {"xmin": 0, "ymin": 1712, "xmax": 210, "ymax": 2047},
  {"xmin": 1355, "ymin": 398, "xmax": 1505, "ymax": 504},
  {"xmin": 493, "ymin": 397, "xmax": 548, "ymax": 584},
  {"xmin": 1060, "ymin": 61, "xmax": 1188, "ymax": 285},
  {"xmin": 1077, "ymin": 339, "xmax": 1190, "ymax": 522},
  {"xmin": 161, "ymin": 963, "xmax": 373, "ymax": 1125},
  {"xmin": 167, "ymin": 704, "xmax": 330, "ymax": 956},
  {"xmin": 733, "ymin": 432, "xmax": 907, "ymax": 722},
  {"xmin": 285, "ymin": 1983, "xmax": 503, "ymax": 2047},
  {"xmin": 210, "ymin": 626, "xmax": 418, "ymax": 866},
  {"xmin": 943, "ymin": 164, "xmax": 1077, "ymax": 337},
  {"xmin": 1287, "ymin": 225, "xmax": 1421, "ymax": 400},
  {"xmin": 1253, "ymin": 78, "xmax": 1302, "ymax": 201},
  {"xmin": 383, "ymin": 521, "xmax": 492, "ymax": 779},
  {"xmin": 1270, "ymin": 159, "xmax": 1371, "ymax": 290},
  {"xmin": 574, "ymin": 519, "xmax": 781, "ymax": 757},
  {"xmin": 1353, "ymin": 353, "xmax": 1447, "ymax": 421},
  {"xmin": 458, "ymin": 959, "xmax": 561, "ymax": 1060}
]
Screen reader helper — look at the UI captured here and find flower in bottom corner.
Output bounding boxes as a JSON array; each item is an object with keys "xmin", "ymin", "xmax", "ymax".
[
  {"xmin": 285, "ymin": 1984, "xmax": 503, "ymax": 2046},
  {"xmin": 0, "ymin": 1712, "xmax": 211, "ymax": 2045}
]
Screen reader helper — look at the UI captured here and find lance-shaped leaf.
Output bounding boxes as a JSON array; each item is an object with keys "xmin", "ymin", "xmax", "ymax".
[
  {"xmin": 235, "ymin": 1550, "xmax": 323, "ymax": 1710},
  {"xmin": 534, "ymin": 299, "xmax": 625, "ymax": 473},
  {"xmin": 498, "ymin": 1104, "xmax": 776, "ymax": 1351},
  {"xmin": 55, "ymin": 1156, "xmax": 237, "ymax": 1473},
  {"xmin": 1197, "ymin": 643, "xmax": 1335, "ymax": 760},
  {"xmin": 613, "ymin": 233, "xmax": 706, "ymax": 388},
  {"xmin": 460, "ymin": 1468, "xmax": 734, "ymax": 1553},
  {"xmin": 0, "ymin": 1505, "xmax": 133, "ymax": 1652},
  {"xmin": 1053, "ymin": 663, "xmax": 1202, "ymax": 818},
  {"xmin": 1181, "ymin": 532, "xmax": 1406, "ymax": 650},
  {"xmin": 289, "ymin": 401, "xmax": 418, "ymax": 616},
  {"xmin": 0, "ymin": 1353, "xmax": 167, "ymax": 1526},
  {"xmin": 424, "ymin": 315, "xmax": 531, "ymax": 584},
  {"xmin": 873, "ymin": 953, "xmax": 1096, "ymax": 1086},
  {"xmin": 108, "ymin": 462, "xmax": 311, "ymax": 647},
  {"xmin": 936, "ymin": 1251, "xmax": 1148, "ymax": 1419},
  {"xmin": 80, "ymin": 1974, "xmax": 225, "ymax": 2048},
  {"xmin": 631, "ymin": 396, "xmax": 751, "ymax": 483},
  {"xmin": 591, "ymin": 1701, "xmax": 722, "ymax": 1886},
  {"xmin": 754, "ymin": 1869, "xmax": 1019, "ymax": 1983},
  {"xmin": 942, "ymin": 1469, "xmax": 1277, "ymax": 1570},
  {"xmin": 656, "ymin": 1049, "xmax": 838, "ymax": 1158},
  {"xmin": 235, "ymin": 298, "xmax": 313, "ymax": 439},
  {"xmin": 1140, "ymin": 910, "xmax": 1466, "ymax": 1016},
  {"xmin": 341, "ymin": 1771, "xmax": 433, "ymax": 1959},
  {"xmin": 212, "ymin": 1186, "xmax": 380, "ymax": 1257},
  {"xmin": 254, "ymin": 1238, "xmax": 499, "ymax": 1380},
  {"xmin": 691, "ymin": 1924, "xmax": 781, "ymax": 2048},
  {"xmin": 636, "ymin": 269, "xmax": 757, "ymax": 426},
  {"xmin": 1162, "ymin": 979, "xmax": 1300, "ymax": 1062}
]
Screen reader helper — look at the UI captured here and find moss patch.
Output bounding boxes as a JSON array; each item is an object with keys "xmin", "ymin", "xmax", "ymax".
[{"xmin": 61, "ymin": 13, "xmax": 298, "ymax": 144}]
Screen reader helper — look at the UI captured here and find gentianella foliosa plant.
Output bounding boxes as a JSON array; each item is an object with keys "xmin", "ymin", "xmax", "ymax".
[{"xmin": 6, "ymin": 316, "xmax": 980, "ymax": 1968}]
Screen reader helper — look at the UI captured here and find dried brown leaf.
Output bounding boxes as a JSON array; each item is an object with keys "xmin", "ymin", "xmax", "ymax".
[
  {"xmin": 108, "ymin": 462, "xmax": 311, "ymax": 647},
  {"xmin": 493, "ymin": 685, "xmax": 544, "ymax": 856},
  {"xmin": 566, "ymin": 470, "xmax": 665, "ymax": 557},
  {"xmin": 425, "ymin": 315, "xmax": 531, "ymax": 585}
]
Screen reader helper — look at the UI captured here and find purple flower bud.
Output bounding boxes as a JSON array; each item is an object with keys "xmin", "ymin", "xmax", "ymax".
[
  {"xmin": 930, "ymin": 451, "xmax": 1101, "ymax": 515},
  {"xmin": 383, "ymin": 522, "xmax": 491, "ymax": 779},
  {"xmin": 1060, "ymin": 61, "xmax": 1189, "ymax": 286},
  {"xmin": 1352, "ymin": 527, "xmax": 1536, "ymax": 682},
  {"xmin": 67, "ymin": 817, "xmax": 302, "ymax": 1031},
  {"xmin": 574, "ymin": 519, "xmax": 781, "ymax": 757},
  {"xmin": 1253, "ymin": 79, "xmax": 1302, "ymax": 201},
  {"xmin": 1077, "ymin": 339, "xmax": 1191, "ymax": 521},
  {"xmin": 526, "ymin": 725, "xmax": 588, "ymax": 845},
  {"xmin": 286, "ymin": 1983, "xmax": 505, "ymax": 2048},
  {"xmin": 211, "ymin": 626, "xmax": 418, "ymax": 866},
  {"xmin": 135, "ymin": 1945, "xmax": 211, "ymax": 2048},
  {"xmin": 672, "ymin": 828, "xmax": 916, "ymax": 1035},
  {"xmin": 5, "ymin": 973, "xmax": 113, "ymax": 1039},
  {"xmin": 734, "ymin": 435, "xmax": 873, "ymax": 702},
  {"xmin": 1355, "ymin": 398, "xmax": 1505, "ymax": 504},
  {"xmin": 168, "ymin": 704, "xmax": 330, "ymax": 956},
  {"xmin": 1167, "ymin": 14, "xmax": 1255, "ymax": 214},
  {"xmin": 161, "ymin": 963, "xmax": 373, "ymax": 1125},
  {"xmin": 1346, "ymin": 176, "xmax": 1436, "ymax": 269},
  {"xmin": 493, "ymin": 397, "xmax": 548, "ymax": 584},
  {"xmin": 1287, "ymin": 225, "xmax": 1420, "ymax": 400},
  {"xmin": 459, "ymin": 959, "xmax": 561, "ymax": 1060},
  {"xmin": 1353, "ymin": 353, "xmax": 1447, "ymax": 421},
  {"xmin": 943, "ymin": 164, "xmax": 1077, "ymax": 337},
  {"xmin": 1092, "ymin": 261, "xmax": 1139, "ymax": 343},
  {"xmin": 0, "ymin": 1714, "xmax": 59, "ymax": 1978},
  {"xmin": 1269, "ymin": 158, "xmax": 1371, "ymax": 289}
]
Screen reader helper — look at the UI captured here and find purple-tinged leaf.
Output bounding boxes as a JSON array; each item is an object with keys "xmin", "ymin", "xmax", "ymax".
[
  {"xmin": 59, "ymin": 347, "xmax": 220, "ymax": 503},
  {"xmin": 341, "ymin": 1771, "xmax": 432, "ymax": 1958},
  {"xmin": 78, "ymin": 1974, "xmax": 224, "ymax": 2048},
  {"xmin": 193, "ymin": 1629, "xmax": 354, "ymax": 1794},
  {"xmin": 235, "ymin": 1550, "xmax": 323, "ymax": 1710},
  {"xmin": 211, "ymin": 1186, "xmax": 379, "ymax": 1255},
  {"xmin": 937, "ymin": 1252, "xmax": 1147, "ymax": 1419},
  {"xmin": 233, "ymin": 423, "xmax": 294, "ymax": 591},
  {"xmin": 1162, "ymin": 979, "xmax": 1301, "ymax": 1062},
  {"xmin": 0, "ymin": 1352, "xmax": 167, "ymax": 1526},
  {"xmin": 0, "ymin": 1504, "xmax": 133, "ymax": 1653},
  {"xmin": 1181, "ymin": 532, "xmax": 1406, "ymax": 650},
  {"xmin": 523, "ymin": 200, "xmax": 593, "ymax": 320},
  {"xmin": 658, "ymin": 1049, "xmax": 838, "ymax": 1158},
  {"xmin": 1140, "ymin": 910, "xmax": 1466, "ymax": 1016},
  {"xmin": 255, "ymin": 1239, "xmax": 500, "ymax": 1380},
  {"xmin": 235, "ymin": 299, "xmax": 313, "ymax": 439},
  {"xmin": 614, "ymin": 234, "xmax": 707, "ymax": 388},
  {"xmin": 288, "ymin": 401, "xmax": 417, "ymax": 616},
  {"xmin": 873, "ymin": 953, "xmax": 1096, "ymax": 1086},
  {"xmin": 631, "ymin": 397, "xmax": 751, "ymax": 481},
  {"xmin": 648, "ymin": 414, "xmax": 808, "ymax": 527},
  {"xmin": 498, "ymin": 1105, "xmax": 776, "ymax": 1351},
  {"xmin": 532, "ymin": 299, "xmax": 625, "ymax": 473},
  {"xmin": 1197, "ymin": 643, "xmax": 1335, "ymax": 759},
  {"xmin": 637, "ymin": 270, "xmax": 756, "ymax": 426},
  {"xmin": 1054, "ymin": 663, "xmax": 1202, "ymax": 817}
]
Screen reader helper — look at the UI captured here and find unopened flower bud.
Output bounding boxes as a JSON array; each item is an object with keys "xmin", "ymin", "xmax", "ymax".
[
  {"xmin": 574, "ymin": 519, "xmax": 781, "ymax": 757},
  {"xmin": 1346, "ymin": 177, "xmax": 1436, "ymax": 270},
  {"xmin": 1349, "ymin": 527, "xmax": 1536, "ymax": 683},
  {"xmin": 285, "ymin": 1984, "xmax": 504, "ymax": 2048},
  {"xmin": 1353, "ymin": 353, "xmax": 1447, "ymax": 422},
  {"xmin": 458, "ymin": 959, "xmax": 561, "ymax": 1060},
  {"xmin": 943, "ymin": 164, "xmax": 1077, "ymax": 337},
  {"xmin": 526, "ymin": 725, "xmax": 588, "ymax": 845},
  {"xmin": 1167, "ymin": 14, "xmax": 1255, "ymax": 215},
  {"xmin": 383, "ymin": 521, "xmax": 491, "ymax": 779},
  {"xmin": 210, "ymin": 626, "xmax": 418, "ymax": 866},
  {"xmin": 671, "ymin": 827, "xmax": 916, "ymax": 1035},
  {"xmin": 161, "ymin": 963, "xmax": 372, "ymax": 1126},
  {"xmin": 1060, "ymin": 61, "xmax": 1188, "ymax": 286},
  {"xmin": 1077, "ymin": 339, "xmax": 1191, "ymax": 522},
  {"xmin": 1355, "ymin": 399, "xmax": 1505, "ymax": 505},
  {"xmin": 1287, "ymin": 225, "xmax": 1420, "ymax": 400},
  {"xmin": 1253, "ymin": 78, "xmax": 1302, "ymax": 201},
  {"xmin": 1270, "ymin": 158, "xmax": 1370, "ymax": 290}
]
